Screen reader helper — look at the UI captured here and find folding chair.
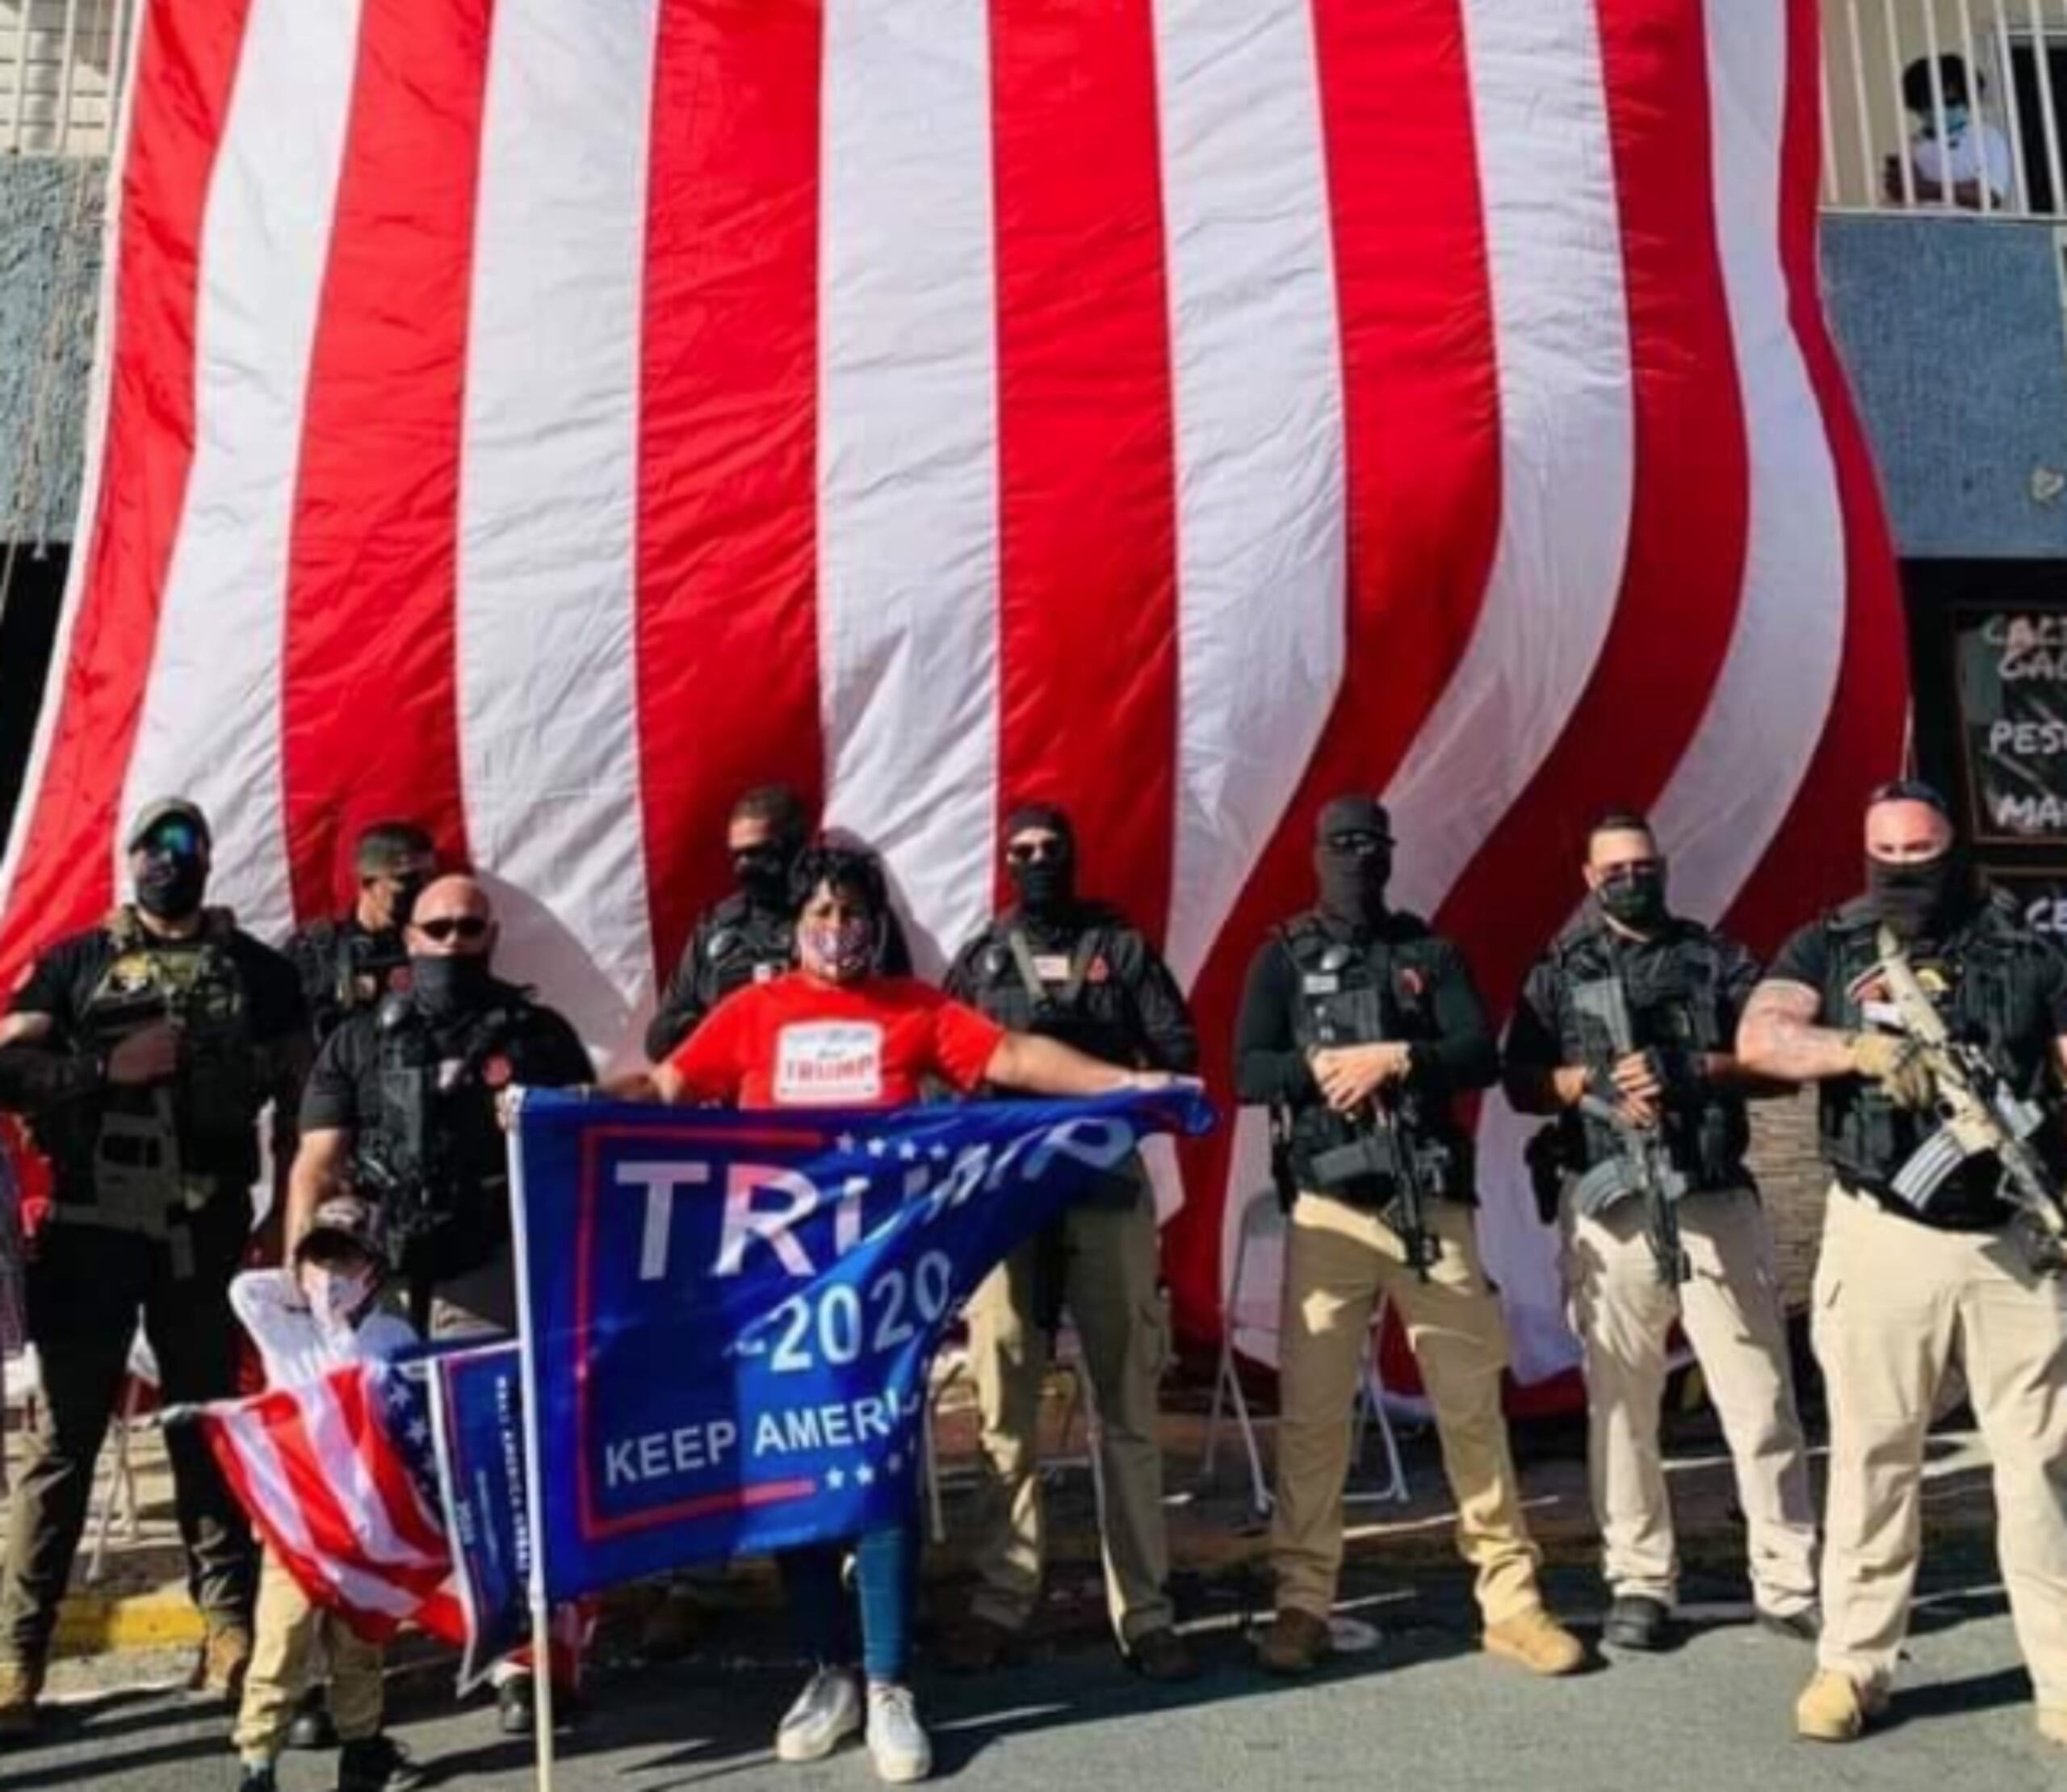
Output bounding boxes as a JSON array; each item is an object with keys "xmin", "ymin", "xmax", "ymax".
[{"xmin": 1200, "ymin": 1187, "xmax": 1410, "ymax": 1518}]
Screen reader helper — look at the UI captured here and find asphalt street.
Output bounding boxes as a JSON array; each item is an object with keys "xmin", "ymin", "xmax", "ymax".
[{"xmin": 13, "ymin": 1561, "xmax": 2059, "ymax": 1792}]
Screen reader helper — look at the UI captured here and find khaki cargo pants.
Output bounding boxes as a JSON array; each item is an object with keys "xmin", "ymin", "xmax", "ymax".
[
  {"xmin": 1813, "ymin": 1186, "xmax": 2067, "ymax": 1707},
  {"xmin": 233, "ymin": 1549, "xmax": 383, "ymax": 1761},
  {"xmin": 1560, "ymin": 1183, "xmax": 1817, "ymax": 1614},
  {"xmin": 1272, "ymin": 1193, "xmax": 1543, "ymax": 1626},
  {"xmin": 965, "ymin": 1181, "xmax": 1174, "ymax": 1646}
]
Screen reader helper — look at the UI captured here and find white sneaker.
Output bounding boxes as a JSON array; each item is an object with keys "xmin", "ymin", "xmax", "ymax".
[
  {"xmin": 774, "ymin": 1665, "xmax": 862, "ymax": 1763},
  {"xmin": 866, "ymin": 1682, "xmax": 933, "ymax": 1784}
]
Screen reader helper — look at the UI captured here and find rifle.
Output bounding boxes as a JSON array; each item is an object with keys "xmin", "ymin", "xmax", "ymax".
[
  {"xmin": 1876, "ymin": 929, "xmax": 2067, "ymax": 1274},
  {"xmin": 1570, "ymin": 972, "xmax": 1692, "ymax": 1286},
  {"xmin": 1306, "ymin": 997, "xmax": 1440, "ymax": 1278}
]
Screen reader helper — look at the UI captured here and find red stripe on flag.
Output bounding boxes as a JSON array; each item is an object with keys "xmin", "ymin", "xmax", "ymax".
[
  {"xmin": 1723, "ymin": 0, "xmax": 1906, "ymax": 954},
  {"xmin": 1435, "ymin": 0, "xmax": 1750, "ymax": 1012},
  {"xmin": 271, "ymin": 1389, "xmax": 451, "ymax": 1601},
  {"xmin": 0, "ymin": 0, "xmax": 251, "ymax": 980},
  {"xmin": 635, "ymin": 0, "xmax": 826, "ymax": 984},
  {"xmin": 987, "ymin": 0, "xmax": 1179, "ymax": 936},
  {"xmin": 334, "ymin": 1366, "xmax": 448, "ymax": 1563},
  {"xmin": 1165, "ymin": 0, "xmax": 1503, "ymax": 1338},
  {"xmin": 278, "ymin": 0, "xmax": 490, "ymax": 919}
]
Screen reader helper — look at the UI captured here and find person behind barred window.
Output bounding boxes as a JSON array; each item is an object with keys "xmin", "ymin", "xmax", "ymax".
[
  {"xmin": 1885, "ymin": 54, "xmax": 2012, "ymax": 211},
  {"xmin": 227, "ymin": 1196, "xmax": 417, "ymax": 1792}
]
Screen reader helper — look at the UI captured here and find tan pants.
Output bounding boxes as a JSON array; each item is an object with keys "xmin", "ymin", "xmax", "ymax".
[
  {"xmin": 966, "ymin": 1185, "xmax": 1173, "ymax": 1645},
  {"xmin": 232, "ymin": 1549, "xmax": 384, "ymax": 1761},
  {"xmin": 1561, "ymin": 1184, "xmax": 1817, "ymax": 1612},
  {"xmin": 1813, "ymin": 1186, "xmax": 2067, "ymax": 1706},
  {"xmin": 1272, "ymin": 1193, "xmax": 1542, "ymax": 1625}
]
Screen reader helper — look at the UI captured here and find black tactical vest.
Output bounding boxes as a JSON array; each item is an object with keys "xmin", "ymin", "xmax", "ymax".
[
  {"xmin": 964, "ymin": 911, "xmax": 1130, "ymax": 1061},
  {"xmin": 1546, "ymin": 921, "xmax": 1746, "ymax": 1191},
  {"xmin": 358, "ymin": 995, "xmax": 529, "ymax": 1281},
  {"xmin": 294, "ymin": 918, "xmax": 408, "ymax": 1043},
  {"xmin": 1815, "ymin": 892, "xmax": 2061, "ymax": 1223},
  {"xmin": 697, "ymin": 900, "xmax": 796, "ymax": 1011},
  {"xmin": 1279, "ymin": 913, "xmax": 1473, "ymax": 1205}
]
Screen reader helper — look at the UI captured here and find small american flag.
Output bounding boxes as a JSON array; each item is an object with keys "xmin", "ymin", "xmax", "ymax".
[{"xmin": 196, "ymin": 1362, "xmax": 467, "ymax": 1647}]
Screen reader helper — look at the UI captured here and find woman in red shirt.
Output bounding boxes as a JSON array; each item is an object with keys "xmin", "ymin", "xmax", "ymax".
[{"xmin": 643, "ymin": 842, "xmax": 1174, "ymax": 1785}]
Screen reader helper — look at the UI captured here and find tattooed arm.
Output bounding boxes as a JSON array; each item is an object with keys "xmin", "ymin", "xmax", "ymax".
[{"xmin": 1735, "ymin": 980, "xmax": 1859, "ymax": 1083}]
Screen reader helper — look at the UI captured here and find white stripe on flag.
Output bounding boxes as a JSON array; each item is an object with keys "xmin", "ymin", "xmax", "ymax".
[
  {"xmin": 457, "ymin": 0, "xmax": 660, "ymax": 1055},
  {"xmin": 1649, "ymin": 0, "xmax": 1845, "ymax": 914},
  {"xmin": 227, "ymin": 1408, "xmax": 420, "ymax": 1621},
  {"xmin": 1385, "ymin": 0, "xmax": 1636, "ymax": 917},
  {"xmin": 817, "ymin": 0, "xmax": 1001, "ymax": 975},
  {"xmin": 1154, "ymin": 0, "xmax": 1347, "ymax": 986},
  {"xmin": 117, "ymin": 0, "xmax": 363, "ymax": 944},
  {"xmin": 299, "ymin": 1381, "xmax": 442, "ymax": 1571}
]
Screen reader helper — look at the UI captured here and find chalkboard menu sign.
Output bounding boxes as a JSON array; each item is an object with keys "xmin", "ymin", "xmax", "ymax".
[
  {"xmin": 1989, "ymin": 869, "xmax": 2067, "ymax": 940},
  {"xmin": 1954, "ymin": 605, "xmax": 2067, "ymax": 843}
]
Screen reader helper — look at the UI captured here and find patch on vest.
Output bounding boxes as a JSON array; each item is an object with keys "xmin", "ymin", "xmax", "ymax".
[
  {"xmin": 482, "ymin": 1053, "xmax": 514, "ymax": 1090},
  {"xmin": 774, "ymin": 1021, "xmax": 884, "ymax": 1105},
  {"xmin": 103, "ymin": 953, "xmax": 157, "ymax": 998}
]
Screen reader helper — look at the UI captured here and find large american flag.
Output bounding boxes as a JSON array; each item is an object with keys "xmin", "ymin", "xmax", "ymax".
[
  {"xmin": 0, "ymin": 0, "xmax": 1903, "ymax": 1380},
  {"xmin": 195, "ymin": 1362, "xmax": 467, "ymax": 1646}
]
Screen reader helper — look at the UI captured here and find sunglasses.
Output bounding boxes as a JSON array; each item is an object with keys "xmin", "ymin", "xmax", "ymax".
[
  {"xmin": 415, "ymin": 915, "xmax": 488, "ymax": 943},
  {"xmin": 137, "ymin": 822, "xmax": 203, "ymax": 859},
  {"xmin": 1006, "ymin": 837, "xmax": 1067, "ymax": 865},
  {"xmin": 1324, "ymin": 830, "xmax": 1388, "ymax": 854}
]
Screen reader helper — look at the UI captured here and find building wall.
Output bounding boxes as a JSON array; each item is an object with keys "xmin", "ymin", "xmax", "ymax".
[{"xmin": 0, "ymin": 156, "xmax": 103, "ymax": 549}]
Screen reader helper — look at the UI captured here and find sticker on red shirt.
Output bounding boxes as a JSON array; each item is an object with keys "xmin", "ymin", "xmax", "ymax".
[{"xmin": 774, "ymin": 1021, "xmax": 885, "ymax": 1105}]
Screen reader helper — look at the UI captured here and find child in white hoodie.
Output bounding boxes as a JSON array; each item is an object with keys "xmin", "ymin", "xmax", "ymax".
[{"xmin": 228, "ymin": 1196, "xmax": 417, "ymax": 1792}]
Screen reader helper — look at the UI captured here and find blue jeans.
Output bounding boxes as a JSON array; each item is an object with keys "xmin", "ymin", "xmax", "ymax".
[{"xmin": 782, "ymin": 1520, "xmax": 919, "ymax": 1684}]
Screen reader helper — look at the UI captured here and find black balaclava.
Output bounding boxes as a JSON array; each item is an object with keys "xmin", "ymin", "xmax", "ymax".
[
  {"xmin": 733, "ymin": 798, "xmax": 809, "ymax": 913},
  {"xmin": 1595, "ymin": 861, "xmax": 1669, "ymax": 934},
  {"xmin": 1314, "ymin": 795, "xmax": 1393, "ymax": 928},
  {"xmin": 1866, "ymin": 780, "xmax": 1970, "ymax": 942},
  {"xmin": 1004, "ymin": 803, "xmax": 1076, "ymax": 921}
]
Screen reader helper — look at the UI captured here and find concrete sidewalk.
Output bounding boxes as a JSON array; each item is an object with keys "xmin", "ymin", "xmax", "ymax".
[{"xmin": 8, "ymin": 1362, "xmax": 2000, "ymax": 1686}]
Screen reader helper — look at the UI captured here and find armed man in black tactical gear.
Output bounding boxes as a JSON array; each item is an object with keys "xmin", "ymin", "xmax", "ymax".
[
  {"xmin": 287, "ymin": 872, "xmax": 590, "ymax": 1735},
  {"xmin": 644, "ymin": 784, "xmax": 911, "ymax": 1063},
  {"xmin": 1739, "ymin": 781, "xmax": 2067, "ymax": 1748},
  {"xmin": 0, "ymin": 799, "xmax": 309, "ymax": 1737},
  {"xmin": 282, "ymin": 821, "xmax": 438, "ymax": 1047},
  {"xmin": 1235, "ymin": 796, "xmax": 1584, "ymax": 1680},
  {"xmin": 940, "ymin": 804, "xmax": 1199, "ymax": 1683},
  {"xmin": 1503, "ymin": 809, "xmax": 1816, "ymax": 1655}
]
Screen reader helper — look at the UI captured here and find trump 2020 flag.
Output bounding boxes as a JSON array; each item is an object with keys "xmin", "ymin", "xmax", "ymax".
[{"xmin": 509, "ymin": 1088, "xmax": 1212, "ymax": 1600}]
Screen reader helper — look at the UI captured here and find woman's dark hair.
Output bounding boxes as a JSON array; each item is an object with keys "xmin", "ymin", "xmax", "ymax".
[
  {"xmin": 1903, "ymin": 54, "xmax": 1978, "ymax": 114},
  {"xmin": 791, "ymin": 837, "xmax": 887, "ymax": 921}
]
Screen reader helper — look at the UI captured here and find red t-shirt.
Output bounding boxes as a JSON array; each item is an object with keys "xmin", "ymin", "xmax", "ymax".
[{"xmin": 663, "ymin": 972, "xmax": 1006, "ymax": 1111}]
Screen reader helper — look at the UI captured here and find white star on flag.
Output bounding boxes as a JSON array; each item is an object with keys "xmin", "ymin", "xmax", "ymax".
[
  {"xmin": 836, "ymin": 1133, "xmax": 857, "ymax": 1154},
  {"xmin": 827, "ymin": 1468, "xmax": 845, "ymax": 1490},
  {"xmin": 897, "ymin": 1143, "xmax": 918, "ymax": 1162},
  {"xmin": 857, "ymin": 1465, "xmax": 875, "ymax": 1487},
  {"xmin": 928, "ymin": 1145, "xmax": 950, "ymax": 1162},
  {"xmin": 866, "ymin": 1139, "xmax": 888, "ymax": 1158}
]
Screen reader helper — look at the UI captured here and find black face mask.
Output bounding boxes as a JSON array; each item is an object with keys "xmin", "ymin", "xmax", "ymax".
[
  {"xmin": 1318, "ymin": 845, "xmax": 1392, "ymax": 925},
  {"xmin": 1008, "ymin": 854, "xmax": 1075, "ymax": 919},
  {"xmin": 409, "ymin": 953, "xmax": 492, "ymax": 1018},
  {"xmin": 1596, "ymin": 862, "xmax": 1668, "ymax": 934},
  {"xmin": 735, "ymin": 846, "xmax": 794, "ymax": 911},
  {"xmin": 1867, "ymin": 852, "xmax": 1964, "ymax": 942},
  {"xmin": 136, "ymin": 857, "xmax": 207, "ymax": 921}
]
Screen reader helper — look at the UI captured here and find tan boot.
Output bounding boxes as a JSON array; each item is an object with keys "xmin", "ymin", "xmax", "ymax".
[
  {"xmin": 1795, "ymin": 1669, "xmax": 1887, "ymax": 1742},
  {"xmin": 1482, "ymin": 1608, "xmax": 1587, "ymax": 1677},
  {"xmin": 1254, "ymin": 1609, "xmax": 1332, "ymax": 1676},
  {"xmin": 2037, "ymin": 1707, "xmax": 2067, "ymax": 1747},
  {"xmin": 193, "ymin": 1618, "xmax": 254, "ymax": 1700},
  {"xmin": 0, "ymin": 1656, "xmax": 44, "ymax": 1739}
]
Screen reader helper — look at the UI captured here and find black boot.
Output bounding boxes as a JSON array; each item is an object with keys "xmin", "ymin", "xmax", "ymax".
[
  {"xmin": 1602, "ymin": 1595, "xmax": 1673, "ymax": 1652},
  {"xmin": 337, "ymin": 1734, "xmax": 421, "ymax": 1792}
]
